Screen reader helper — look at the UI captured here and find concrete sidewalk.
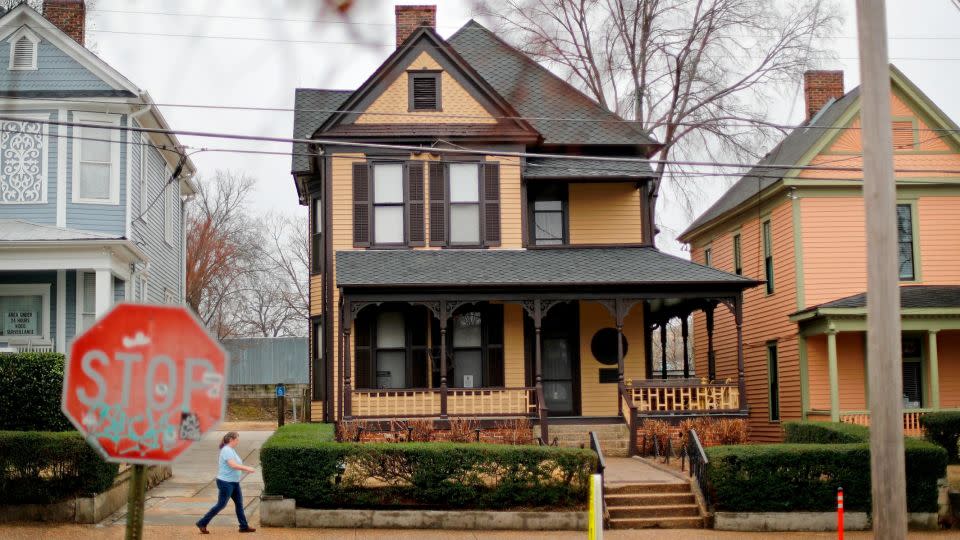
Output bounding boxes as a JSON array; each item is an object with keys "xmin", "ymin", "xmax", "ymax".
[{"xmin": 103, "ymin": 429, "xmax": 273, "ymax": 529}]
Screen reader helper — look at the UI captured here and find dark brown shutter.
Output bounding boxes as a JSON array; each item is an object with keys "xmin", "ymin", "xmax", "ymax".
[
  {"xmin": 410, "ymin": 306, "xmax": 429, "ymax": 388},
  {"xmin": 407, "ymin": 162, "xmax": 425, "ymax": 246},
  {"xmin": 413, "ymin": 76, "xmax": 438, "ymax": 110},
  {"xmin": 352, "ymin": 162, "xmax": 370, "ymax": 247},
  {"xmin": 354, "ymin": 310, "xmax": 373, "ymax": 389},
  {"xmin": 485, "ymin": 304, "xmax": 505, "ymax": 387},
  {"xmin": 482, "ymin": 162, "xmax": 501, "ymax": 246},
  {"xmin": 429, "ymin": 161, "xmax": 446, "ymax": 246}
]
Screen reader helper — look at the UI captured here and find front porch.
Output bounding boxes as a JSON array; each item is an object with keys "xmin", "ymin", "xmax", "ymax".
[{"xmin": 329, "ymin": 248, "xmax": 758, "ymax": 442}]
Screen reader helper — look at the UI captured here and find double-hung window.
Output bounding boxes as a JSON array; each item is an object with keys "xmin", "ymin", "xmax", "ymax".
[
  {"xmin": 452, "ymin": 311, "xmax": 483, "ymax": 388},
  {"xmin": 733, "ymin": 233, "xmax": 742, "ymax": 275},
  {"xmin": 79, "ymin": 272, "xmax": 96, "ymax": 333},
  {"xmin": 311, "ymin": 197, "xmax": 323, "ymax": 273},
  {"xmin": 767, "ymin": 342, "xmax": 780, "ymax": 421},
  {"xmin": 372, "ymin": 163, "xmax": 405, "ymax": 245},
  {"xmin": 762, "ymin": 219, "xmax": 774, "ymax": 294},
  {"xmin": 529, "ymin": 184, "xmax": 567, "ymax": 246},
  {"xmin": 375, "ymin": 311, "xmax": 406, "ymax": 389},
  {"xmin": 897, "ymin": 203, "xmax": 916, "ymax": 281},
  {"xmin": 73, "ymin": 113, "xmax": 120, "ymax": 204},
  {"xmin": 704, "ymin": 247, "xmax": 712, "ymax": 267},
  {"xmin": 449, "ymin": 163, "xmax": 481, "ymax": 245}
]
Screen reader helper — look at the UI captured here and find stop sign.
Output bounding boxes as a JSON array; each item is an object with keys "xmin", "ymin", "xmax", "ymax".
[{"xmin": 62, "ymin": 303, "xmax": 228, "ymax": 464}]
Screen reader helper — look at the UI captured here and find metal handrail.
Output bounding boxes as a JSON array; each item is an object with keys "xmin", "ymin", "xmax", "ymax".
[
  {"xmin": 589, "ymin": 431, "xmax": 606, "ymax": 519},
  {"xmin": 618, "ymin": 382, "xmax": 639, "ymax": 456},
  {"xmin": 687, "ymin": 429, "xmax": 710, "ymax": 508}
]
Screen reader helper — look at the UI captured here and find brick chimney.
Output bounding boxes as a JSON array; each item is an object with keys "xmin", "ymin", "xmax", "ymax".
[
  {"xmin": 803, "ymin": 70, "xmax": 844, "ymax": 121},
  {"xmin": 395, "ymin": 5, "xmax": 436, "ymax": 48},
  {"xmin": 43, "ymin": 0, "xmax": 86, "ymax": 46}
]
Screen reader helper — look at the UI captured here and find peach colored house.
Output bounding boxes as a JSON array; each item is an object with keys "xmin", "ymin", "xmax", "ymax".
[{"xmin": 680, "ymin": 66, "xmax": 960, "ymax": 441}]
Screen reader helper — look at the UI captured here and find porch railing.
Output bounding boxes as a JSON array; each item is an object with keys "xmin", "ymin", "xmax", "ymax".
[
  {"xmin": 350, "ymin": 387, "xmax": 537, "ymax": 419},
  {"xmin": 626, "ymin": 378, "xmax": 740, "ymax": 414},
  {"xmin": 619, "ymin": 382, "xmax": 639, "ymax": 455},
  {"xmin": 837, "ymin": 409, "xmax": 950, "ymax": 438}
]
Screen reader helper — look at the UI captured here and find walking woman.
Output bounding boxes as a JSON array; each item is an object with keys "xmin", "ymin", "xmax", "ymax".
[{"xmin": 196, "ymin": 432, "xmax": 256, "ymax": 534}]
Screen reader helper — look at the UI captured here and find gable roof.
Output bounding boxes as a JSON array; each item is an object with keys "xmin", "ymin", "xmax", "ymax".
[
  {"xmin": 0, "ymin": 5, "xmax": 138, "ymax": 95},
  {"xmin": 447, "ymin": 20, "xmax": 657, "ymax": 148},
  {"xmin": 678, "ymin": 87, "xmax": 860, "ymax": 241},
  {"xmin": 291, "ymin": 88, "xmax": 351, "ymax": 174}
]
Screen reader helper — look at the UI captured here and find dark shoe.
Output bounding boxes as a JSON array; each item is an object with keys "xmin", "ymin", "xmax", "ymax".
[
  {"xmin": 196, "ymin": 523, "xmax": 209, "ymax": 534},
  {"xmin": 239, "ymin": 527, "xmax": 257, "ymax": 533}
]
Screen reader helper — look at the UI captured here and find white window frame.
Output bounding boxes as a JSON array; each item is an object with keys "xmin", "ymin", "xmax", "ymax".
[
  {"xmin": 139, "ymin": 134, "xmax": 149, "ymax": 222},
  {"xmin": 0, "ymin": 112, "xmax": 50, "ymax": 204},
  {"xmin": 7, "ymin": 27, "xmax": 39, "ymax": 71},
  {"xmin": 0, "ymin": 284, "xmax": 51, "ymax": 344},
  {"xmin": 71, "ymin": 112, "xmax": 121, "ymax": 205},
  {"xmin": 164, "ymin": 288, "xmax": 176, "ymax": 305},
  {"xmin": 76, "ymin": 271, "xmax": 96, "ymax": 335}
]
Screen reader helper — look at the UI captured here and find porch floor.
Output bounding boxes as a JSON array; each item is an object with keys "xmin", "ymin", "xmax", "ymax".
[{"xmin": 604, "ymin": 457, "xmax": 682, "ymax": 487}]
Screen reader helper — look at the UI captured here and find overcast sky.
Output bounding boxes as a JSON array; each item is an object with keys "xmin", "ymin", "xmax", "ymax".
[{"xmin": 87, "ymin": 1, "xmax": 960, "ymax": 253}]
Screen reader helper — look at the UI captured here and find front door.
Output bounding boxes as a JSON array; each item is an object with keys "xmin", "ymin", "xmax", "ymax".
[{"xmin": 527, "ymin": 303, "xmax": 580, "ymax": 416}]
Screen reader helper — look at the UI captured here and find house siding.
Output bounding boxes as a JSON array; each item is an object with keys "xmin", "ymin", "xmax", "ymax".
[
  {"xmin": 939, "ymin": 330, "xmax": 960, "ymax": 409},
  {"xmin": 0, "ymin": 39, "xmax": 112, "ymax": 92},
  {"xmin": 568, "ymin": 183, "xmax": 643, "ymax": 244},
  {"xmin": 806, "ymin": 332, "xmax": 867, "ymax": 411},
  {"xmin": 578, "ymin": 301, "xmax": 645, "ymax": 417},
  {"xmin": 0, "ymin": 109, "xmax": 58, "ymax": 223}
]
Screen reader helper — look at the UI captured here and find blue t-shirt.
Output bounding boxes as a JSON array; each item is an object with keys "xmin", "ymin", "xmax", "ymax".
[{"xmin": 217, "ymin": 445, "xmax": 242, "ymax": 482}]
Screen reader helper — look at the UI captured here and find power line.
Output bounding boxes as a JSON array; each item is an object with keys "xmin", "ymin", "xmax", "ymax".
[{"xmin": 2, "ymin": 93, "xmax": 958, "ymax": 135}]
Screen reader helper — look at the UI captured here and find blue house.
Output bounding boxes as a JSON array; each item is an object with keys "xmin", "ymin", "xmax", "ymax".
[{"xmin": 0, "ymin": 2, "xmax": 196, "ymax": 354}]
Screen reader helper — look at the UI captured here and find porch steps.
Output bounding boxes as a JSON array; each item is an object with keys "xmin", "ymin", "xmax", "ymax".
[
  {"xmin": 605, "ymin": 483, "xmax": 703, "ymax": 529},
  {"xmin": 535, "ymin": 422, "xmax": 630, "ymax": 457}
]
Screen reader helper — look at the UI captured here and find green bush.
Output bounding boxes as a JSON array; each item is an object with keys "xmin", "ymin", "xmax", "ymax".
[
  {"xmin": 0, "ymin": 353, "xmax": 72, "ymax": 431},
  {"xmin": 919, "ymin": 412, "xmax": 960, "ymax": 463},
  {"xmin": 0, "ymin": 431, "xmax": 119, "ymax": 504},
  {"xmin": 706, "ymin": 438, "xmax": 947, "ymax": 513},
  {"xmin": 783, "ymin": 421, "xmax": 869, "ymax": 444},
  {"xmin": 261, "ymin": 423, "xmax": 595, "ymax": 510}
]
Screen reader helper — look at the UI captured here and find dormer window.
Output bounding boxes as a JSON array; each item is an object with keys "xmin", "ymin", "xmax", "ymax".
[
  {"xmin": 7, "ymin": 28, "xmax": 39, "ymax": 71},
  {"xmin": 408, "ymin": 71, "xmax": 441, "ymax": 111}
]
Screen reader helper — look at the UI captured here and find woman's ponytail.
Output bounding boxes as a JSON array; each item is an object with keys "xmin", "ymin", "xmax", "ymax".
[{"xmin": 220, "ymin": 431, "xmax": 239, "ymax": 449}]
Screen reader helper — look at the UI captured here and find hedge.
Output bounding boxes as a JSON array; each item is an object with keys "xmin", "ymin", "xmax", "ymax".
[
  {"xmin": 919, "ymin": 411, "xmax": 960, "ymax": 463},
  {"xmin": 0, "ymin": 431, "xmax": 119, "ymax": 504},
  {"xmin": 0, "ymin": 353, "xmax": 72, "ymax": 431},
  {"xmin": 706, "ymin": 438, "xmax": 947, "ymax": 513},
  {"xmin": 261, "ymin": 424, "xmax": 595, "ymax": 510},
  {"xmin": 783, "ymin": 421, "xmax": 869, "ymax": 444}
]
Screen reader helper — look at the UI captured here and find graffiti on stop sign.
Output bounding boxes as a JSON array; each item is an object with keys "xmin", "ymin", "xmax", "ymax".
[
  {"xmin": 63, "ymin": 303, "xmax": 228, "ymax": 464},
  {"xmin": 75, "ymin": 349, "xmax": 222, "ymax": 456}
]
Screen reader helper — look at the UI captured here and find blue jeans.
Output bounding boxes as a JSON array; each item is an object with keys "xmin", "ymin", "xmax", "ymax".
[{"xmin": 197, "ymin": 479, "xmax": 249, "ymax": 529}]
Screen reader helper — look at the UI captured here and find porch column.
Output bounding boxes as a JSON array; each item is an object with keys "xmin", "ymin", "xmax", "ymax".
[
  {"xmin": 681, "ymin": 314, "xmax": 690, "ymax": 378},
  {"xmin": 343, "ymin": 300, "xmax": 353, "ymax": 419},
  {"xmin": 534, "ymin": 303, "xmax": 543, "ymax": 388},
  {"xmin": 660, "ymin": 322, "xmax": 668, "ymax": 379},
  {"xmin": 735, "ymin": 297, "xmax": 746, "ymax": 408},
  {"xmin": 928, "ymin": 330, "xmax": 940, "ymax": 410},
  {"xmin": 439, "ymin": 301, "xmax": 448, "ymax": 419},
  {"xmin": 706, "ymin": 305, "xmax": 716, "ymax": 381},
  {"xmin": 615, "ymin": 299, "xmax": 625, "ymax": 383},
  {"xmin": 94, "ymin": 269, "xmax": 112, "ymax": 318},
  {"xmin": 827, "ymin": 328, "xmax": 840, "ymax": 422}
]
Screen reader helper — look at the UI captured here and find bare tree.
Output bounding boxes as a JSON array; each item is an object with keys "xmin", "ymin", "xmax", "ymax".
[
  {"xmin": 474, "ymin": 0, "xmax": 842, "ymax": 233},
  {"xmin": 185, "ymin": 171, "xmax": 262, "ymax": 339},
  {"xmin": 262, "ymin": 213, "xmax": 310, "ymax": 326}
]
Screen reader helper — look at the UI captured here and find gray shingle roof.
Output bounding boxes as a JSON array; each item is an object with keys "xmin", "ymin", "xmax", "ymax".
[
  {"xmin": 525, "ymin": 157, "xmax": 653, "ymax": 179},
  {"xmin": 802, "ymin": 286, "xmax": 960, "ymax": 312},
  {"xmin": 291, "ymin": 88, "xmax": 351, "ymax": 173},
  {"xmin": 447, "ymin": 21, "xmax": 657, "ymax": 147},
  {"xmin": 680, "ymin": 88, "xmax": 861, "ymax": 239},
  {"xmin": 336, "ymin": 247, "xmax": 754, "ymax": 288},
  {"xmin": 0, "ymin": 219, "xmax": 119, "ymax": 241}
]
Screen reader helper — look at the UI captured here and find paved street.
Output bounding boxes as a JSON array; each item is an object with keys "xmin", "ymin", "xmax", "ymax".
[{"xmin": 101, "ymin": 425, "xmax": 274, "ymax": 530}]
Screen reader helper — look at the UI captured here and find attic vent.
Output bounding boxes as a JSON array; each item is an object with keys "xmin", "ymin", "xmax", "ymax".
[
  {"xmin": 892, "ymin": 120, "xmax": 916, "ymax": 149},
  {"xmin": 409, "ymin": 72, "xmax": 440, "ymax": 111},
  {"xmin": 8, "ymin": 32, "xmax": 38, "ymax": 71}
]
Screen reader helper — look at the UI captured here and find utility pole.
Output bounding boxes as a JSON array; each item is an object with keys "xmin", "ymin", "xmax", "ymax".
[{"xmin": 855, "ymin": 1, "xmax": 907, "ymax": 538}]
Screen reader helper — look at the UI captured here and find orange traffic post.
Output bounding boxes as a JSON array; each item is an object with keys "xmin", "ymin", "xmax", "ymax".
[{"xmin": 837, "ymin": 487, "xmax": 844, "ymax": 540}]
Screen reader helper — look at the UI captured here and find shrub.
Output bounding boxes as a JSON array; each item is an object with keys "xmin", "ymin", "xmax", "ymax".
[
  {"xmin": 783, "ymin": 421, "xmax": 870, "ymax": 444},
  {"xmin": 705, "ymin": 438, "xmax": 946, "ymax": 513},
  {"xmin": 0, "ymin": 431, "xmax": 119, "ymax": 504},
  {"xmin": 0, "ymin": 353, "xmax": 72, "ymax": 431},
  {"xmin": 261, "ymin": 423, "xmax": 595, "ymax": 510},
  {"xmin": 919, "ymin": 412, "xmax": 960, "ymax": 463}
]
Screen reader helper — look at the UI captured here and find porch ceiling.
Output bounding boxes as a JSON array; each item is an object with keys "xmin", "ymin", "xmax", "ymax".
[{"xmin": 336, "ymin": 247, "xmax": 758, "ymax": 290}]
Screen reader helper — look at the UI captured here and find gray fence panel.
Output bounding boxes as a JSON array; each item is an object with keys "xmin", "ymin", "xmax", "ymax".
[{"xmin": 222, "ymin": 337, "xmax": 308, "ymax": 385}]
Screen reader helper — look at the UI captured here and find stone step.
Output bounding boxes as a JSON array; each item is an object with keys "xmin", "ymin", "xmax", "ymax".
[
  {"xmin": 608, "ymin": 516, "xmax": 703, "ymax": 529},
  {"xmin": 605, "ymin": 483, "xmax": 691, "ymax": 495},
  {"xmin": 605, "ymin": 493, "xmax": 695, "ymax": 506},
  {"xmin": 608, "ymin": 504, "xmax": 700, "ymax": 519}
]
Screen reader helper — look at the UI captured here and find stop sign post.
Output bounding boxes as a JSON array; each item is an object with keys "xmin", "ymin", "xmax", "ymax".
[{"xmin": 62, "ymin": 303, "xmax": 228, "ymax": 539}]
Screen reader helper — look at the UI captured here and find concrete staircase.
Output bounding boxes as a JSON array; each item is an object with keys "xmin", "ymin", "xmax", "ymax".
[
  {"xmin": 535, "ymin": 422, "xmax": 630, "ymax": 457},
  {"xmin": 604, "ymin": 482, "xmax": 703, "ymax": 529}
]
